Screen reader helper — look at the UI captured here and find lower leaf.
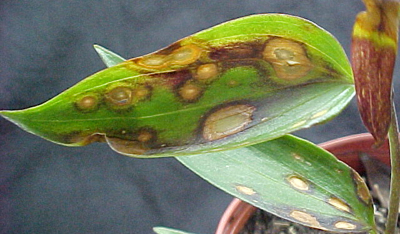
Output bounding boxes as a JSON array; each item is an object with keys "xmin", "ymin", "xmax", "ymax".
[{"xmin": 176, "ymin": 135, "xmax": 376, "ymax": 233}]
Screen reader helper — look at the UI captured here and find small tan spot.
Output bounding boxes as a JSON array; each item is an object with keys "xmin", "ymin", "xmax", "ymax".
[
  {"xmin": 106, "ymin": 137, "xmax": 148, "ymax": 155},
  {"xmin": 106, "ymin": 87, "xmax": 133, "ymax": 106},
  {"xmin": 203, "ymin": 104, "xmax": 256, "ymax": 141},
  {"xmin": 328, "ymin": 197, "xmax": 351, "ymax": 213},
  {"xmin": 227, "ymin": 79, "xmax": 239, "ymax": 87},
  {"xmin": 170, "ymin": 44, "xmax": 202, "ymax": 65},
  {"xmin": 263, "ymin": 38, "xmax": 312, "ymax": 81},
  {"xmin": 77, "ymin": 95, "xmax": 98, "ymax": 110},
  {"xmin": 196, "ymin": 63, "xmax": 218, "ymax": 81},
  {"xmin": 179, "ymin": 83, "xmax": 203, "ymax": 101},
  {"xmin": 138, "ymin": 55, "xmax": 168, "ymax": 68},
  {"xmin": 235, "ymin": 185, "xmax": 256, "ymax": 196},
  {"xmin": 137, "ymin": 130, "xmax": 153, "ymax": 143},
  {"xmin": 334, "ymin": 221, "xmax": 356, "ymax": 230},
  {"xmin": 311, "ymin": 109, "xmax": 329, "ymax": 119},
  {"xmin": 352, "ymin": 171, "xmax": 372, "ymax": 204},
  {"xmin": 287, "ymin": 175, "xmax": 309, "ymax": 191},
  {"xmin": 133, "ymin": 86, "xmax": 151, "ymax": 100},
  {"xmin": 292, "ymin": 153, "xmax": 303, "ymax": 161},
  {"xmin": 289, "ymin": 210, "xmax": 320, "ymax": 227},
  {"xmin": 291, "ymin": 120, "xmax": 307, "ymax": 129},
  {"xmin": 335, "ymin": 169, "xmax": 343, "ymax": 174}
]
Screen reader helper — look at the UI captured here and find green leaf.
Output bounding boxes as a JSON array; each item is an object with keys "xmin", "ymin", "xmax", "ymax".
[
  {"xmin": 153, "ymin": 227, "xmax": 196, "ymax": 234},
  {"xmin": 177, "ymin": 135, "xmax": 376, "ymax": 233},
  {"xmin": 0, "ymin": 14, "xmax": 354, "ymax": 157},
  {"xmin": 93, "ymin": 44, "xmax": 126, "ymax": 67}
]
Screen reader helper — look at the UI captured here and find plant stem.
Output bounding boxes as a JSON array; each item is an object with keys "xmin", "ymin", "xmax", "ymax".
[{"xmin": 385, "ymin": 103, "xmax": 400, "ymax": 234}]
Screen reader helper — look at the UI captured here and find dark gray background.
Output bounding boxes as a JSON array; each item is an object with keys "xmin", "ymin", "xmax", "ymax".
[{"xmin": 0, "ymin": 1, "xmax": 395, "ymax": 234}]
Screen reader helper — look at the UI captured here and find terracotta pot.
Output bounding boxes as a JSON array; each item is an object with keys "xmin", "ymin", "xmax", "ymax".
[{"xmin": 215, "ymin": 133, "xmax": 390, "ymax": 234}]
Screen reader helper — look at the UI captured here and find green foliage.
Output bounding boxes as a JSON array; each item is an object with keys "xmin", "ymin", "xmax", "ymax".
[
  {"xmin": 93, "ymin": 45, "xmax": 126, "ymax": 67},
  {"xmin": 153, "ymin": 227, "xmax": 195, "ymax": 234},
  {"xmin": 177, "ymin": 135, "xmax": 376, "ymax": 233},
  {"xmin": 0, "ymin": 14, "xmax": 354, "ymax": 158}
]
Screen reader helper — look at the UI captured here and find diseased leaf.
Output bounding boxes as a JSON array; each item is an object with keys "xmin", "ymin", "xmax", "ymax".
[
  {"xmin": 93, "ymin": 44, "xmax": 126, "ymax": 67},
  {"xmin": 153, "ymin": 227, "xmax": 196, "ymax": 234},
  {"xmin": 0, "ymin": 14, "xmax": 354, "ymax": 157},
  {"xmin": 177, "ymin": 135, "xmax": 376, "ymax": 233},
  {"xmin": 351, "ymin": 0, "xmax": 399, "ymax": 145}
]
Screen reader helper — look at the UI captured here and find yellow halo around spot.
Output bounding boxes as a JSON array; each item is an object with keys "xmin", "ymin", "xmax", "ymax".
[{"xmin": 169, "ymin": 44, "xmax": 202, "ymax": 65}]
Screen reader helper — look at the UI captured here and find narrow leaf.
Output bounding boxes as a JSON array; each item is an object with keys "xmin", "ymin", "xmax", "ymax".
[
  {"xmin": 351, "ymin": 0, "xmax": 399, "ymax": 145},
  {"xmin": 153, "ymin": 227, "xmax": 196, "ymax": 234},
  {"xmin": 177, "ymin": 135, "xmax": 376, "ymax": 233},
  {"xmin": 93, "ymin": 44, "xmax": 126, "ymax": 67},
  {"xmin": 0, "ymin": 14, "xmax": 353, "ymax": 157}
]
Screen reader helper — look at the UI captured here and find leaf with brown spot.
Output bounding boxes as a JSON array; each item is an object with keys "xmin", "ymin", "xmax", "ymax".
[
  {"xmin": 351, "ymin": 0, "xmax": 400, "ymax": 145},
  {"xmin": 177, "ymin": 135, "xmax": 376, "ymax": 233},
  {"xmin": 1, "ymin": 14, "xmax": 354, "ymax": 157}
]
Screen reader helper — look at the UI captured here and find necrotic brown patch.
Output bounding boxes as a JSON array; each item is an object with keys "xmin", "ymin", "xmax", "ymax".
[
  {"xmin": 351, "ymin": 170, "xmax": 372, "ymax": 205},
  {"xmin": 106, "ymin": 137, "xmax": 148, "ymax": 155},
  {"xmin": 263, "ymin": 38, "xmax": 312, "ymax": 81},
  {"xmin": 169, "ymin": 44, "xmax": 202, "ymax": 65},
  {"xmin": 289, "ymin": 210, "xmax": 321, "ymax": 228},
  {"xmin": 106, "ymin": 87, "xmax": 133, "ymax": 107},
  {"xmin": 287, "ymin": 175, "xmax": 310, "ymax": 191},
  {"xmin": 328, "ymin": 197, "xmax": 351, "ymax": 213},
  {"xmin": 202, "ymin": 104, "xmax": 256, "ymax": 141},
  {"xmin": 138, "ymin": 55, "xmax": 168, "ymax": 69},
  {"xmin": 76, "ymin": 95, "xmax": 98, "ymax": 111},
  {"xmin": 196, "ymin": 63, "xmax": 218, "ymax": 81},
  {"xmin": 178, "ymin": 82, "xmax": 203, "ymax": 102},
  {"xmin": 334, "ymin": 221, "xmax": 356, "ymax": 230}
]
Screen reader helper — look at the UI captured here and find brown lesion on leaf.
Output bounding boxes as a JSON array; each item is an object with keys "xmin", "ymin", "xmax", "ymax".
[
  {"xmin": 75, "ymin": 94, "xmax": 100, "ymax": 112},
  {"xmin": 105, "ymin": 86, "xmax": 134, "ymax": 107},
  {"xmin": 327, "ymin": 196, "xmax": 352, "ymax": 213},
  {"xmin": 202, "ymin": 104, "xmax": 256, "ymax": 141},
  {"xmin": 262, "ymin": 38, "xmax": 312, "ymax": 81},
  {"xmin": 289, "ymin": 210, "xmax": 321, "ymax": 228},
  {"xmin": 287, "ymin": 175, "xmax": 310, "ymax": 191},
  {"xmin": 106, "ymin": 137, "xmax": 149, "ymax": 155},
  {"xmin": 209, "ymin": 42, "xmax": 262, "ymax": 61},
  {"xmin": 65, "ymin": 132, "xmax": 105, "ymax": 145},
  {"xmin": 195, "ymin": 63, "xmax": 219, "ymax": 81},
  {"xmin": 103, "ymin": 127, "xmax": 159, "ymax": 156},
  {"xmin": 351, "ymin": 170, "xmax": 373, "ymax": 205},
  {"xmin": 177, "ymin": 81, "xmax": 204, "ymax": 102},
  {"xmin": 134, "ymin": 43, "xmax": 203, "ymax": 70},
  {"xmin": 334, "ymin": 221, "xmax": 357, "ymax": 230}
]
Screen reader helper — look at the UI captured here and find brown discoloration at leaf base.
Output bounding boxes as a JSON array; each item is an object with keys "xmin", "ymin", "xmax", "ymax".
[{"xmin": 351, "ymin": 37, "xmax": 394, "ymax": 145}]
